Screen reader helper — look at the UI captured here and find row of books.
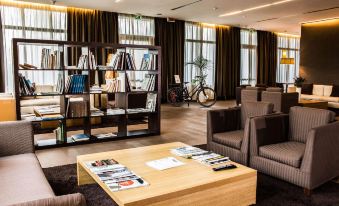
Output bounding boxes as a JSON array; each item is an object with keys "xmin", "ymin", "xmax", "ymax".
[
  {"xmin": 56, "ymin": 73, "xmax": 64, "ymax": 94},
  {"xmin": 65, "ymin": 75, "xmax": 88, "ymax": 94},
  {"xmin": 140, "ymin": 53, "xmax": 157, "ymax": 70},
  {"xmin": 41, "ymin": 48, "xmax": 62, "ymax": 69},
  {"xmin": 171, "ymin": 146, "xmax": 230, "ymax": 166},
  {"xmin": 104, "ymin": 76, "xmax": 125, "ymax": 93},
  {"xmin": 106, "ymin": 52, "xmax": 128, "ymax": 70},
  {"xmin": 66, "ymin": 98, "xmax": 88, "ymax": 118},
  {"xmin": 77, "ymin": 51, "xmax": 96, "ymax": 70},
  {"xmin": 141, "ymin": 74, "xmax": 156, "ymax": 91},
  {"xmin": 85, "ymin": 159, "xmax": 149, "ymax": 191},
  {"xmin": 54, "ymin": 123, "xmax": 64, "ymax": 143},
  {"xmin": 107, "ymin": 52, "xmax": 157, "ymax": 71},
  {"xmin": 18, "ymin": 74, "xmax": 35, "ymax": 96}
]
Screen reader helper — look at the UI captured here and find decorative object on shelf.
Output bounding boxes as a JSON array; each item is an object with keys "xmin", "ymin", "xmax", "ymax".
[
  {"xmin": 280, "ymin": 49, "xmax": 295, "ymax": 65},
  {"xmin": 41, "ymin": 48, "xmax": 62, "ymax": 69},
  {"xmin": 293, "ymin": 76, "xmax": 306, "ymax": 88}
]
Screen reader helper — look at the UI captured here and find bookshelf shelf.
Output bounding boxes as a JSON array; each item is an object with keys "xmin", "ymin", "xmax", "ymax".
[{"xmin": 13, "ymin": 38, "xmax": 161, "ymax": 149}]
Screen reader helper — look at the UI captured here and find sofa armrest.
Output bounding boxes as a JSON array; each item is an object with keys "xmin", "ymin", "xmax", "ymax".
[
  {"xmin": 301, "ymin": 121, "xmax": 339, "ymax": 188},
  {"xmin": 0, "ymin": 121, "xmax": 34, "ymax": 157},
  {"xmin": 207, "ymin": 107, "xmax": 241, "ymax": 143},
  {"xmin": 250, "ymin": 114, "xmax": 289, "ymax": 156},
  {"xmin": 9, "ymin": 193, "xmax": 86, "ymax": 206}
]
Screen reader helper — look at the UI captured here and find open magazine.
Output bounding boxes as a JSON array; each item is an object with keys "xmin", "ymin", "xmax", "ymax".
[
  {"xmin": 85, "ymin": 159, "xmax": 149, "ymax": 191},
  {"xmin": 171, "ymin": 146, "xmax": 230, "ymax": 166}
]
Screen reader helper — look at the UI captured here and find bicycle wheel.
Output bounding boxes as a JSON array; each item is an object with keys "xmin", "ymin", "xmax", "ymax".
[
  {"xmin": 197, "ymin": 87, "xmax": 217, "ymax": 107},
  {"xmin": 167, "ymin": 87, "xmax": 184, "ymax": 107}
]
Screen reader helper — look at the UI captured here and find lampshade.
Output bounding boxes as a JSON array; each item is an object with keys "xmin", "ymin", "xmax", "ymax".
[{"xmin": 280, "ymin": 50, "xmax": 295, "ymax": 65}]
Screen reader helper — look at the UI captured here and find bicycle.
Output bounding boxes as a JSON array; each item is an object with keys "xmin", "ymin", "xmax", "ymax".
[{"xmin": 167, "ymin": 79, "xmax": 217, "ymax": 107}]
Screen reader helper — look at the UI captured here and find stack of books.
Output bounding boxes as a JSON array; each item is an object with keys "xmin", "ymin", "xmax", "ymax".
[
  {"xmin": 19, "ymin": 63, "xmax": 37, "ymax": 70},
  {"xmin": 95, "ymin": 133, "xmax": 117, "ymax": 139},
  {"xmin": 90, "ymin": 85, "xmax": 103, "ymax": 93},
  {"xmin": 85, "ymin": 159, "xmax": 149, "ymax": 192},
  {"xmin": 71, "ymin": 134, "xmax": 90, "ymax": 142},
  {"xmin": 107, "ymin": 108, "xmax": 125, "ymax": 115},
  {"xmin": 41, "ymin": 48, "xmax": 62, "ymax": 69},
  {"xmin": 91, "ymin": 108, "xmax": 104, "ymax": 116},
  {"xmin": 140, "ymin": 53, "xmax": 157, "ymax": 70},
  {"xmin": 65, "ymin": 75, "xmax": 87, "ymax": 94},
  {"xmin": 141, "ymin": 74, "xmax": 156, "ymax": 91},
  {"xmin": 18, "ymin": 74, "xmax": 35, "ymax": 96}
]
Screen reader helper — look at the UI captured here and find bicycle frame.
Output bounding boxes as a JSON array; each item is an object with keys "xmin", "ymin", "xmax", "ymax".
[{"xmin": 183, "ymin": 82, "xmax": 204, "ymax": 100}]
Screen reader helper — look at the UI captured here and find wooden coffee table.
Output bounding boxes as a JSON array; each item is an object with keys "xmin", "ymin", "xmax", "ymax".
[
  {"xmin": 77, "ymin": 142, "xmax": 257, "ymax": 206},
  {"xmin": 298, "ymin": 99, "xmax": 328, "ymax": 109}
]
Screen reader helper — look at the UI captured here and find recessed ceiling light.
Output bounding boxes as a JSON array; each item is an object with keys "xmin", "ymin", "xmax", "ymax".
[
  {"xmin": 115, "ymin": 0, "xmax": 122, "ymax": 3},
  {"xmin": 219, "ymin": 0, "xmax": 295, "ymax": 17}
]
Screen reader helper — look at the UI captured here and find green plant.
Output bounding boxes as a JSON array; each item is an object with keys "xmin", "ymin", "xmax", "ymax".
[
  {"xmin": 294, "ymin": 76, "xmax": 306, "ymax": 87},
  {"xmin": 186, "ymin": 55, "xmax": 210, "ymax": 85}
]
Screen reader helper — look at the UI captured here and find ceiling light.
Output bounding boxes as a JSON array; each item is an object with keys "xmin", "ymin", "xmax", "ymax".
[
  {"xmin": 301, "ymin": 17, "xmax": 339, "ymax": 24},
  {"xmin": 115, "ymin": 0, "xmax": 122, "ymax": 2},
  {"xmin": 219, "ymin": 0, "xmax": 295, "ymax": 17}
]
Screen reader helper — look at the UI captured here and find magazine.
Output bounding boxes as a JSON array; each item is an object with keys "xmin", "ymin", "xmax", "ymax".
[{"xmin": 85, "ymin": 159, "xmax": 149, "ymax": 191}]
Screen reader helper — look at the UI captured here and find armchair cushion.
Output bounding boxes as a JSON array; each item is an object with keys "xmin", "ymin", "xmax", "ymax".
[
  {"xmin": 213, "ymin": 130, "xmax": 244, "ymax": 149},
  {"xmin": 10, "ymin": 193, "xmax": 86, "ymax": 206},
  {"xmin": 241, "ymin": 101, "xmax": 274, "ymax": 128},
  {"xmin": 259, "ymin": 141, "xmax": 306, "ymax": 168},
  {"xmin": 289, "ymin": 107, "xmax": 335, "ymax": 143}
]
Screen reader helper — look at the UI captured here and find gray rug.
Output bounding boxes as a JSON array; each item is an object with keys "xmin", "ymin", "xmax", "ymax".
[{"xmin": 43, "ymin": 164, "xmax": 339, "ymax": 206}]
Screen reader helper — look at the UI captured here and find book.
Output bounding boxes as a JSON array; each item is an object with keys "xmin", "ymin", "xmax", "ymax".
[
  {"xmin": 146, "ymin": 157, "xmax": 185, "ymax": 171},
  {"xmin": 66, "ymin": 98, "xmax": 88, "ymax": 118},
  {"xmin": 71, "ymin": 134, "xmax": 90, "ymax": 142},
  {"xmin": 65, "ymin": 75, "xmax": 87, "ymax": 94},
  {"xmin": 18, "ymin": 74, "xmax": 35, "ymax": 96},
  {"xmin": 146, "ymin": 93, "xmax": 157, "ymax": 112}
]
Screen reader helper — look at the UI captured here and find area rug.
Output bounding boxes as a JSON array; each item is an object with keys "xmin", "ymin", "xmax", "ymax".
[{"xmin": 43, "ymin": 164, "xmax": 339, "ymax": 206}]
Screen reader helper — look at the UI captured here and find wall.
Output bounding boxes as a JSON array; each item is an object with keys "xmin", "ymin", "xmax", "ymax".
[{"xmin": 300, "ymin": 19, "xmax": 339, "ymax": 85}]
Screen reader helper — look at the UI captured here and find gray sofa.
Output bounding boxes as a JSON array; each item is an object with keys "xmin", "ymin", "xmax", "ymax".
[
  {"xmin": 207, "ymin": 102, "xmax": 274, "ymax": 165},
  {"xmin": 0, "ymin": 121, "xmax": 86, "ymax": 206},
  {"xmin": 249, "ymin": 106, "xmax": 339, "ymax": 192}
]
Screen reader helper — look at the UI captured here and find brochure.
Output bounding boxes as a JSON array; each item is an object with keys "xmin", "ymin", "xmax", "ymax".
[{"xmin": 146, "ymin": 157, "xmax": 185, "ymax": 171}]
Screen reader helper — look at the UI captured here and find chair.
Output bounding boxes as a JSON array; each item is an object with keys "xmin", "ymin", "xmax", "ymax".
[
  {"xmin": 235, "ymin": 85, "xmax": 250, "ymax": 106},
  {"xmin": 249, "ymin": 106, "xmax": 339, "ymax": 193},
  {"xmin": 261, "ymin": 91, "xmax": 299, "ymax": 113},
  {"xmin": 241, "ymin": 87, "xmax": 265, "ymax": 103},
  {"xmin": 207, "ymin": 102, "xmax": 274, "ymax": 165}
]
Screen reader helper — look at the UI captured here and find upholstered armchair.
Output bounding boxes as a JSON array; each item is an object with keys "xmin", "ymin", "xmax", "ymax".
[
  {"xmin": 207, "ymin": 102, "xmax": 274, "ymax": 165},
  {"xmin": 241, "ymin": 87, "xmax": 266, "ymax": 104},
  {"xmin": 261, "ymin": 91, "xmax": 299, "ymax": 113},
  {"xmin": 235, "ymin": 85, "xmax": 250, "ymax": 106},
  {"xmin": 249, "ymin": 106, "xmax": 339, "ymax": 193}
]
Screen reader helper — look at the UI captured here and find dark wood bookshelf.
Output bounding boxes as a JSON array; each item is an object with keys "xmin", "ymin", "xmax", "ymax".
[{"xmin": 13, "ymin": 38, "xmax": 161, "ymax": 149}]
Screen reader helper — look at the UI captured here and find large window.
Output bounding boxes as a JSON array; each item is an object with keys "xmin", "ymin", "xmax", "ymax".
[
  {"xmin": 276, "ymin": 34, "xmax": 300, "ymax": 83},
  {"xmin": 118, "ymin": 14, "xmax": 155, "ymax": 45},
  {"xmin": 240, "ymin": 29, "xmax": 257, "ymax": 86},
  {"xmin": 0, "ymin": 3, "xmax": 67, "ymax": 92},
  {"xmin": 184, "ymin": 22, "xmax": 216, "ymax": 87}
]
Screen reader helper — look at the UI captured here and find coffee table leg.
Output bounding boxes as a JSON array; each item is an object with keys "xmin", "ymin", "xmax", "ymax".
[{"xmin": 77, "ymin": 161, "xmax": 96, "ymax": 186}]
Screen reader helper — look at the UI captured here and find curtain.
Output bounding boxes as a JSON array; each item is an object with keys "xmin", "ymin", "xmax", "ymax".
[
  {"xmin": 240, "ymin": 29, "xmax": 257, "ymax": 86},
  {"xmin": 276, "ymin": 34, "xmax": 300, "ymax": 83},
  {"xmin": 257, "ymin": 30, "xmax": 278, "ymax": 86},
  {"xmin": 215, "ymin": 26, "xmax": 240, "ymax": 99},
  {"xmin": 184, "ymin": 22, "xmax": 216, "ymax": 87},
  {"xmin": 0, "ymin": 12, "xmax": 4, "ymax": 92},
  {"xmin": 154, "ymin": 17, "xmax": 185, "ymax": 102},
  {"xmin": 0, "ymin": 1, "xmax": 67, "ymax": 92}
]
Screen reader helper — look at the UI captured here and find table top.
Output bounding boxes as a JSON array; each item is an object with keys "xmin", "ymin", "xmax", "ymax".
[
  {"xmin": 298, "ymin": 99, "xmax": 328, "ymax": 104},
  {"xmin": 77, "ymin": 142, "xmax": 256, "ymax": 206}
]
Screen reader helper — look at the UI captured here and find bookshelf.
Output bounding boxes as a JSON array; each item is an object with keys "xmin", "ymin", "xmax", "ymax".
[{"xmin": 13, "ymin": 38, "xmax": 161, "ymax": 149}]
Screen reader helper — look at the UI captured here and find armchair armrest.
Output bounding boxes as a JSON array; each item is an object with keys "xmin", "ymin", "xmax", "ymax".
[
  {"xmin": 0, "ymin": 121, "xmax": 34, "ymax": 157},
  {"xmin": 9, "ymin": 193, "xmax": 86, "ymax": 206},
  {"xmin": 301, "ymin": 121, "xmax": 339, "ymax": 188},
  {"xmin": 250, "ymin": 114, "xmax": 289, "ymax": 156},
  {"xmin": 207, "ymin": 107, "xmax": 241, "ymax": 143}
]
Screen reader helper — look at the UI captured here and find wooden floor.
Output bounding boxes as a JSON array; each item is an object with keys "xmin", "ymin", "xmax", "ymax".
[{"xmin": 36, "ymin": 100, "xmax": 236, "ymax": 168}]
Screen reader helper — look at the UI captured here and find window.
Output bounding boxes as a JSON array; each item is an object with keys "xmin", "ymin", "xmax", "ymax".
[
  {"xmin": 240, "ymin": 29, "xmax": 257, "ymax": 86},
  {"xmin": 118, "ymin": 14, "xmax": 155, "ymax": 45},
  {"xmin": 184, "ymin": 22, "xmax": 216, "ymax": 87},
  {"xmin": 276, "ymin": 34, "xmax": 300, "ymax": 83},
  {"xmin": 0, "ymin": 3, "xmax": 67, "ymax": 92}
]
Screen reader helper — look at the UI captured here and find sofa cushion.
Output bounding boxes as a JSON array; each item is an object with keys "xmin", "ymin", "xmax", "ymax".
[
  {"xmin": 301, "ymin": 84, "xmax": 313, "ymax": 95},
  {"xmin": 289, "ymin": 107, "xmax": 335, "ymax": 143},
  {"xmin": 213, "ymin": 130, "xmax": 244, "ymax": 149},
  {"xmin": 323, "ymin": 85, "xmax": 333, "ymax": 97},
  {"xmin": 0, "ymin": 153, "xmax": 55, "ymax": 205},
  {"xmin": 259, "ymin": 141, "xmax": 306, "ymax": 168},
  {"xmin": 312, "ymin": 84, "xmax": 324, "ymax": 96},
  {"xmin": 300, "ymin": 94, "xmax": 319, "ymax": 100},
  {"xmin": 330, "ymin": 85, "xmax": 339, "ymax": 97}
]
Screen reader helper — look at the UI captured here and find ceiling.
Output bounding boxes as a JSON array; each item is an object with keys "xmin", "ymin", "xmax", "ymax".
[{"xmin": 20, "ymin": 0, "xmax": 339, "ymax": 35}]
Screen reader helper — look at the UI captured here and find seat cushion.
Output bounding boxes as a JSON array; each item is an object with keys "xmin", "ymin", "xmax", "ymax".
[
  {"xmin": 213, "ymin": 130, "xmax": 244, "ymax": 149},
  {"xmin": 289, "ymin": 106, "xmax": 335, "ymax": 143},
  {"xmin": 259, "ymin": 141, "xmax": 306, "ymax": 168},
  {"xmin": 0, "ymin": 153, "xmax": 55, "ymax": 205}
]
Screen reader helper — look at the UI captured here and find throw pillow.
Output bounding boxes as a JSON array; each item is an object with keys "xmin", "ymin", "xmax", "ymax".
[
  {"xmin": 330, "ymin": 85, "xmax": 339, "ymax": 97},
  {"xmin": 301, "ymin": 83, "xmax": 313, "ymax": 95},
  {"xmin": 312, "ymin": 84, "xmax": 324, "ymax": 96}
]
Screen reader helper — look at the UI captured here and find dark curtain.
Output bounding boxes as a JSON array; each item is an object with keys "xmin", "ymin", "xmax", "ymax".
[
  {"xmin": 67, "ymin": 8, "xmax": 119, "ymax": 84},
  {"xmin": 215, "ymin": 26, "xmax": 241, "ymax": 99},
  {"xmin": 154, "ymin": 18, "xmax": 185, "ymax": 102},
  {"xmin": 257, "ymin": 30, "xmax": 278, "ymax": 86},
  {"xmin": 0, "ymin": 13, "xmax": 5, "ymax": 92}
]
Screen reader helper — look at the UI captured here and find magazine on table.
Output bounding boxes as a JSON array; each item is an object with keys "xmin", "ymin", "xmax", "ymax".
[{"xmin": 85, "ymin": 159, "xmax": 149, "ymax": 191}]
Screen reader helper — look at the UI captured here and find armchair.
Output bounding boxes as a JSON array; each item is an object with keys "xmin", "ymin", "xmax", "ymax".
[
  {"xmin": 241, "ymin": 87, "xmax": 265, "ymax": 104},
  {"xmin": 249, "ymin": 106, "xmax": 338, "ymax": 192},
  {"xmin": 261, "ymin": 91, "xmax": 299, "ymax": 113},
  {"xmin": 207, "ymin": 102, "xmax": 274, "ymax": 165}
]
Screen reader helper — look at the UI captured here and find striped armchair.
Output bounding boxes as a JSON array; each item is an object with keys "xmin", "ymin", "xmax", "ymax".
[
  {"xmin": 249, "ymin": 106, "xmax": 339, "ymax": 193},
  {"xmin": 207, "ymin": 102, "xmax": 274, "ymax": 165}
]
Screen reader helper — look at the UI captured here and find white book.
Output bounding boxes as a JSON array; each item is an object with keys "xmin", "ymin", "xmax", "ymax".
[{"xmin": 146, "ymin": 157, "xmax": 185, "ymax": 171}]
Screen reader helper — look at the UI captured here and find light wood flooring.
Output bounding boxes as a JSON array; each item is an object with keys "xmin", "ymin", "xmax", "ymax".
[{"xmin": 36, "ymin": 100, "xmax": 236, "ymax": 168}]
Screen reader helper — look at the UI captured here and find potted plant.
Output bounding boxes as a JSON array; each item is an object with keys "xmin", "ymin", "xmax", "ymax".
[
  {"xmin": 293, "ymin": 77, "xmax": 305, "ymax": 88},
  {"xmin": 186, "ymin": 55, "xmax": 210, "ymax": 86}
]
